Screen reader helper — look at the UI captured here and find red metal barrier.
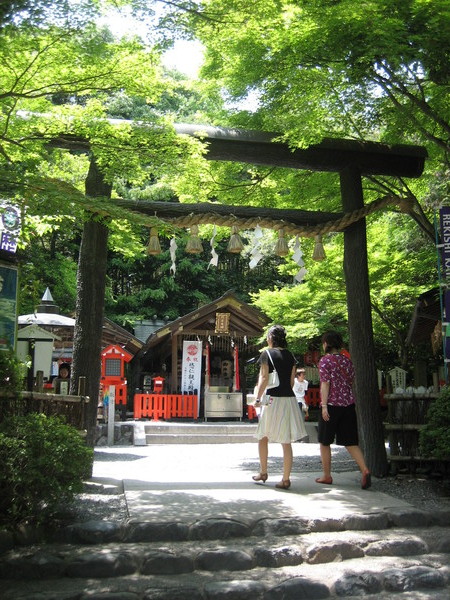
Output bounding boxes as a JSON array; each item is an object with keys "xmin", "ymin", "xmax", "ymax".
[{"xmin": 133, "ymin": 393, "xmax": 198, "ymax": 420}]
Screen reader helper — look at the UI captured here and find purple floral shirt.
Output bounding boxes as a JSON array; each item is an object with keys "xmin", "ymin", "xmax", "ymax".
[{"xmin": 318, "ymin": 353, "xmax": 355, "ymax": 407}]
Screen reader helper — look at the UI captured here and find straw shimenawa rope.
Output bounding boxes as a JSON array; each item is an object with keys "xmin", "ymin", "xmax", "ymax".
[{"xmin": 158, "ymin": 194, "xmax": 408, "ymax": 237}]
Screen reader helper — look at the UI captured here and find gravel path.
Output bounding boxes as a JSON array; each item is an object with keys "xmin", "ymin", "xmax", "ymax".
[{"xmin": 65, "ymin": 445, "xmax": 450, "ymax": 523}]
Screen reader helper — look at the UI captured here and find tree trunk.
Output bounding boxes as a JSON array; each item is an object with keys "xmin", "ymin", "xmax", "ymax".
[
  {"xmin": 340, "ymin": 167, "xmax": 389, "ymax": 477},
  {"xmin": 70, "ymin": 157, "xmax": 111, "ymax": 447}
]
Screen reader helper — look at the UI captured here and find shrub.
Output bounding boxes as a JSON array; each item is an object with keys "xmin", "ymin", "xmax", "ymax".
[
  {"xmin": 0, "ymin": 413, "xmax": 93, "ymax": 528},
  {"xmin": 0, "ymin": 349, "xmax": 27, "ymax": 395},
  {"xmin": 419, "ymin": 386, "xmax": 450, "ymax": 460}
]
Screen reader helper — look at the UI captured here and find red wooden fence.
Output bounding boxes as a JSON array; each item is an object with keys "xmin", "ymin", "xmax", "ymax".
[
  {"xmin": 305, "ymin": 387, "xmax": 321, "ymax": 407},
  {"xmin": 134, "ymin": 393, "xmax": 198, "ymax": 420}
]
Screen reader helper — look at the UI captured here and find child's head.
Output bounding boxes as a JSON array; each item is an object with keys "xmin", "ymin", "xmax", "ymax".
[
  {"xmin": 59, "ymin": 363, "xmax": 71, "ymax": 379},
  {"xmin": 296, "ymin": 368, "xmax": 305, "ymax": 379}
]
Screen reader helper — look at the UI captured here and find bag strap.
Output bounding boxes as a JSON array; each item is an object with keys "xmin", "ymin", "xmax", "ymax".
[
  {"xmin": 266, "ymin": 348, "xmax": 296, "ymax": 369},
  {"xmin": 266, "ymin": 349, "xmax": 276, "ymax": 371}
]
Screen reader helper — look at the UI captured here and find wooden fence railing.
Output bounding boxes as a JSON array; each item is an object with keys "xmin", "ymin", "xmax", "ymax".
[
  {"xmin": 383, "ymin": 393, "xmax": 448, "ymax": 474},
  {"xmin": 0, "ymin": 391, "xmax": 90, "ymax": 431}
]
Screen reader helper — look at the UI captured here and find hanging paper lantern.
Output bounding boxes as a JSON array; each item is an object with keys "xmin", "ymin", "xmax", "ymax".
[
  {"xmin": 147, "ymin": 227, "xmax": 161, "ymax": 255},
  {"xmin": 185, "ymin": 224, "xmax": 203, "ymax": 254},
  {"xmin": 227, "ymin": 225, "xmax": 245, "ymax": 253},
  {"xmin": 312, "ymin": 234, "xmax": 326, "ymax": 261},
  {"xmin": 274, "ymin": 228, "xmax": 289, "ymax": 257}
]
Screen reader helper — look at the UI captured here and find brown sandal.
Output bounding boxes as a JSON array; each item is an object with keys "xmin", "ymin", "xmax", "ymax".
[
  {"xmin": 315, "ymin": 476, "xmax": 333, "ymax": 485},
  {"xmin": 252, "ymin": 473, "xmax": 268, "ymax": 483},
  {"xmin": 275, "ymin": 479, "xmax": 291, "ymax": 489}
]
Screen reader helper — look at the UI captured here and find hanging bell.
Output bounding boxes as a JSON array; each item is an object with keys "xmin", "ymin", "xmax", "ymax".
[
  {"xmin": 274, "ymin": 228, "xmax": 289, "ymax": 257},
  {"xmin": 185, "ymin": 224, "xmax": 203, "ymax": 254},
  {"xmin": 227, "ymin": 225, "xmax": 245, "ymax": 253},
  {"xmin": 147, "ymin": 227, "xmax": 162, "ymax": 255},
  {"xmin": 312, "ymin": 234, "xmax": 326, "ymax": 261}
]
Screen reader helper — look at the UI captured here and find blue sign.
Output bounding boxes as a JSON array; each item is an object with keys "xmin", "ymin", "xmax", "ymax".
[{"xmin": 0, "ymin": 201, "xmax": 21, "ymax": 254}]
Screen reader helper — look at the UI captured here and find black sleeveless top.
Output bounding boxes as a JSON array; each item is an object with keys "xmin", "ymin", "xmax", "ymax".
[{"xmin": 258, "ymin": 348, "xmax": 296, "ymax": 397}]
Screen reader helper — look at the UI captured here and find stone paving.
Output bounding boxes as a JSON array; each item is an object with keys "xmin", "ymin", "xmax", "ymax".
[{"xmin": 0, "ymin": 443, "xmax": 449, "ymax": 599}]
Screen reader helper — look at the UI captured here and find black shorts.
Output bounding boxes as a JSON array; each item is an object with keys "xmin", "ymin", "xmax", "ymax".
[{"xmin": 318, "ymin": 404, "xmax": 359, "ymax": 446}]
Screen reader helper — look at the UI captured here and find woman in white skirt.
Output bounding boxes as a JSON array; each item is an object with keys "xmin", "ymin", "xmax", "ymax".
[{"xmin": 252, "ymin": 325, "xmax": 307, "ymax": 489}]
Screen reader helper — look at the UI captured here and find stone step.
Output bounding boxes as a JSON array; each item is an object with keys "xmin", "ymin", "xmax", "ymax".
[
  {"xmin": 145, "ymin": 432, "xmax": 258, "ymax": 444},
  {"xmin": 144, "ymin": 421, "xmax": 257, "ymax": 444},
  {"xmin": 1, "ymin": 526, "xmax": 449, "ymax": 599},
  {"xmin": 144, "ymin": 422, "xmax": 257, "ymax": 434},
  {"xmin": 142, "ymin": 421, "xmax": 318, "ymax": 444},
  {"xmin": 3, "ymin": 508, "xmax": 449, "ymax": 549}
]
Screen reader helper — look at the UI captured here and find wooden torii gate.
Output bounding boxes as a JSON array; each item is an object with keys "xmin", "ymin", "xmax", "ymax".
[
  {"xmin": 53, "ymin": 122, "xmax": 427, "ymax": 475},
  {"xmin": 129, "ymin": 127, "xmax": 427, "ymax": 476}
]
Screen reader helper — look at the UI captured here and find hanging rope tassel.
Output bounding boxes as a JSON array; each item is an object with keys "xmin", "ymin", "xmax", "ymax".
[
  {"xmin": 312, "ymin": 234, "xmax": 326, "ymax": 261},
  {"xmin": 274, "ymin": 228, "xmax": 289, "ymax": 257},
  {"xmin": 227, "ymin": 225, "xmax": 245, "ymax": 253},
  {"xmin": 186, "ymin": 224, "xmax": 203, "ymax": 254},
  {"xmin": 147, "ymin": 227, "xmax": 162, "ymax": 255}
]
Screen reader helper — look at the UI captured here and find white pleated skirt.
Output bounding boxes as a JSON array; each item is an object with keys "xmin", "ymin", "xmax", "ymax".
[{"xmin": 255, "ymin": 396, "xmax": 308, "ymax": 443}]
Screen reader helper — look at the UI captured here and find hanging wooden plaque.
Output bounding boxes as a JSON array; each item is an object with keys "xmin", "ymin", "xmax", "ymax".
[{"xmin": 215, "ymin": 312, "xmax": 230, "ymax": 334}]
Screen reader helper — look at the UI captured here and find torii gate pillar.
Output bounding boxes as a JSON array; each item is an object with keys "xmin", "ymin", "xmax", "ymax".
[{"xmin": 340, "ymin": 166, "xmax": 385, "ymax": 470}]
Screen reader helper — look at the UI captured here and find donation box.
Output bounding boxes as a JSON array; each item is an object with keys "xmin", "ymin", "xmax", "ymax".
[{"xmin": 100, "ymin": 344, "xmax": 133, "ymax": 406}]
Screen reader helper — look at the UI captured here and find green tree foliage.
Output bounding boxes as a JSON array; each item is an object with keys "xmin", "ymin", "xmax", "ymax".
[
  {"xmin": 185, "ymin": 0, "xmax": 449, "ymax": 153},
  {"xmin": 0, "ymin": 0, "xmax": 98, "ymax": 28},
  {"xmin": 253, "ymin": 211, "xmax": 437, "ymax": 369},
  {"xmin": 171, "ymin": 0, "xmax": 448, "ymax": 241}
]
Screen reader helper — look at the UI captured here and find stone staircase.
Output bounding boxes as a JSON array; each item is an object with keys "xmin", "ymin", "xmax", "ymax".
[
  {"xmin": 1, "ymin": 508, "xmax": 449, "ymax": 599},
  {"xmin": 142, "ymin": 421, "xmax": 318, "ymax": 444}
]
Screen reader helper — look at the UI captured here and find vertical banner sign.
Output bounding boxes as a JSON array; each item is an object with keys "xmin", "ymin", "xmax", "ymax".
[
  {"xmin": 439, "ymin": 207, "xmax": 450, "ymax": 363},
  {"xmin": 182, "ymin": 341, "xmax": 202, "ymax": 416},
  {"xmin": 0, "ymin": 264, "xmax": 18, "ymax": 350},
  {"xmin": 0, "ymin": 201, "xmax": 21, "ymax": 254}
]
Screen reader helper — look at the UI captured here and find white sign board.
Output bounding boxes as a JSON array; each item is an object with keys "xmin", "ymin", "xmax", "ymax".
[{"xmin": 181, "ymin": 340, "xmax": 202, "ymax": 416}]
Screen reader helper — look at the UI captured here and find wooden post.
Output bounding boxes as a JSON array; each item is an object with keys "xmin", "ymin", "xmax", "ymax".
[
  {"xmin": 35, "ymin": 370, "xmax": 44, "ymax": 393},
  {"xmin": 171, "ymin": 334, "xmax": 178, "ymax": 392},
  {"xmin": 77, "ymin": 376, "xmax": 87, "ymax": 396},
  {"xmin": 340, "ymin": 166, "xmax": 389, "ymax": 476},
  {"xmin": 27, "ymin": 339, "xmax": 35, "ymax": 391}
]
